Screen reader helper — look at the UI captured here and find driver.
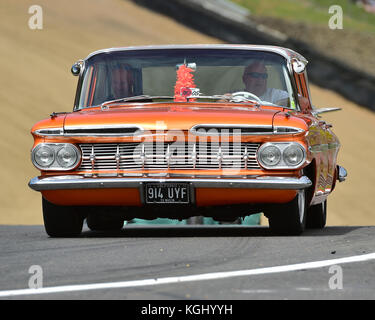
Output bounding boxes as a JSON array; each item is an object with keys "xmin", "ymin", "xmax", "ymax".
[{"xmin": 242, "ymin": 61, "xmax": 289, "ymax": 106}]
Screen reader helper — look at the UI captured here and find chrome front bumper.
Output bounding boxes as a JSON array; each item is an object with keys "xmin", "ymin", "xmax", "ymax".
[{"xmin": 28, "ymin": 175, "xmax": 312, "ymax": 191}]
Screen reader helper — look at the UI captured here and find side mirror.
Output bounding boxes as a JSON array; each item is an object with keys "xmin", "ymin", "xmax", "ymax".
[{"xmin": 71, "ymin": 61, "xmax": 83, "ymax": 76}]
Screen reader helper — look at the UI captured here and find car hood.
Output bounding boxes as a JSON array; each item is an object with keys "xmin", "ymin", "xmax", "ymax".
[{"xmin": 63, "ymin": 103, "xmax": 299, "ymax": 133}]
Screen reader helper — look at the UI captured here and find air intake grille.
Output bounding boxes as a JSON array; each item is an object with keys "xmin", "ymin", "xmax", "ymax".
[{"xmin": 78, "ymin": 142, "xmax": 260, "ymax": 172}]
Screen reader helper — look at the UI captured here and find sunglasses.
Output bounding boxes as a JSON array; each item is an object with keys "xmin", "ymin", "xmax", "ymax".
[{"xmin": 244, "ymin": 72, "xmax": 268, "ymax": 79}]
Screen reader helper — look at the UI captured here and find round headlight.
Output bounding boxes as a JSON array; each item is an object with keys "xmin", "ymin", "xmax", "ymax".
[
  {"xmin": 56, "ymin": 145, "xmax": 78, "ymax": 168},
  {"xmin": 283, "ymin": 144, "xmax": 304, "ymax": 166},
  {"xmin": 33, "ymin": 145, "xmax": 54, "ymax": 168},
  {"xmin": 259, "ymin": 145, "xmax": 281, "ymax": 167}
]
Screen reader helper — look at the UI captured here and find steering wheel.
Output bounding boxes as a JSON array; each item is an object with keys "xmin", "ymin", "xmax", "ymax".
[{"xmin": 230, "ymin": 91, "xmax": 262, "ymax": 103}]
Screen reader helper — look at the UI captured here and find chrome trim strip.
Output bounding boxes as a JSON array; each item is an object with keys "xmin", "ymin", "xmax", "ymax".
[
  {"xmin": 28, "ymin": 175, "xmax": 312, "ymax": 191},
  {"xmin": 190, "ymin": 124, "xmax": 304, "ymax": 135},
  {"xmin": 63, "ymin": 124, "xmax": 144, "ymax": 137},
  {"xmin": 34, "ymin": 128, "xmax": 64, "ymax": 137},
  {"xmin": 273, "ymin": 126, "xmax": 305, "ymax": 134},
  {"xmin": 33, "ymin": 125, "xmax": 144, "ymax": 137},
  {"xmin": 190, "ymin": 124, "xmax": 273, "ymax": 135}
]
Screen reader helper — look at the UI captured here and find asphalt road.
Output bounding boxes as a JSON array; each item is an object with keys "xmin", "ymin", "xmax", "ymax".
[{"xmin": 0, "ymin": 224, "xmax": 374, "ymax": 300}]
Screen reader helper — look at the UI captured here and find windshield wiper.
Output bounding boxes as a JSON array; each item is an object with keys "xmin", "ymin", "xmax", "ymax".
[
  {"xmin": 99, "ymin": 94, "xmax": 262, "ymax": 109},
  {"xmin": 100, "ymin": 95, "xmax": 175, "ymax": 107},
  {"xmin": 195, "ymin": 94, "xmax": 261, "ymax": 106}
]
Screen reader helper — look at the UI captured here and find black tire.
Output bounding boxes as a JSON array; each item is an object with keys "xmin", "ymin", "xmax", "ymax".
[
  {"xmin": 266, "ymin": 190, "xmax": 307, "ymax": 236},
  {"xmin": 86, "ymin": 213, "xmax": 124, "ymax": 231},
  {"xmin": 42, "ymin": 198, "xmax": 84, "ymax": 237},
  {"xmin": 186, "ymin": 216, "xmax": 204, "ymax": 225},
  {"xmin": 306, "ymin": 200, "xmax": 327, "ymax": 229}
]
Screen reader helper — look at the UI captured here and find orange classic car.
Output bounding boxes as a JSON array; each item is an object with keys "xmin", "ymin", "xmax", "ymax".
[{"xmin": 28, "ymin": 45, "xmax": 347, "ymax": 237}]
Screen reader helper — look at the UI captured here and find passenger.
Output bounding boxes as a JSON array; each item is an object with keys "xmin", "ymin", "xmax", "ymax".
[{"xmin": 110, "ymin": 65, "xmax": 135, "ymax": 100}]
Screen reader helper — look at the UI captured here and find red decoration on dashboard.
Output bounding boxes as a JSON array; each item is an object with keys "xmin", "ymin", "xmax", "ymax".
[{"xmin": 174, "ymin": 64, "xmax": 196, "ymax": 102}]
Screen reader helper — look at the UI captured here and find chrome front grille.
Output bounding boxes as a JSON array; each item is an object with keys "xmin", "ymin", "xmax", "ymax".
[{"xmin": 78, "ymin": 142, "xmax": 261, "ymax": 172}]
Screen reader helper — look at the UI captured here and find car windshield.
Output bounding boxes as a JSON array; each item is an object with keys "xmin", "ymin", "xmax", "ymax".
[{"xmin": 77, "ymin": 48, "xmax": 297, "ymax": 110}]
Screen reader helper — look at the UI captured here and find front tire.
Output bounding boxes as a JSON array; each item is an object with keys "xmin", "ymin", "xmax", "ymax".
[
  {"xmin": 42, "ymin": 198, "xmax": 84, "ymax": 237},
  {"xmin": 266, "ymin": 190, "xmax": 307, "ymax": 235},
  {"xmin": 306, "ymin": 200, "xmax": 327, "ymax": 229}
]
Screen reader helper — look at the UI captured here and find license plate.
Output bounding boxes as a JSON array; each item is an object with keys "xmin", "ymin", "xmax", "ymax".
[{"xmin": 144, "ymin": 183, "xmax": 190, "ymax": 204}]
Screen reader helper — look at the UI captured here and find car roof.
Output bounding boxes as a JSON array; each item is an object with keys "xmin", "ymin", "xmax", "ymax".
[{"xmin": 84, "ymin": 44, "xmax": 308, "ymax": 64}]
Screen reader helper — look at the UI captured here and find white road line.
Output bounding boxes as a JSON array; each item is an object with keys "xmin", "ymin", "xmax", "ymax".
[{"xmin": 0, "ymin": 252, "xmax": 374, "ymax": 298}]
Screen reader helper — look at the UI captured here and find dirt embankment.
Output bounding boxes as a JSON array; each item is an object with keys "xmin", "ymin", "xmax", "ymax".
[
  {"xmin": 0, "ymin": 0, "xmax": 374, "ymax": 226},
  {"xmin": 251, "ymin": 15, "xmax": 375, "ymax": 78}
]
